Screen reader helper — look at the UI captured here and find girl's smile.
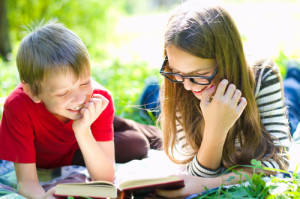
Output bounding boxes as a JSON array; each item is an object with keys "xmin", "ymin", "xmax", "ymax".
[{"xmin": 166, "ymin": 45, "xmax": 217, "ymax": 100}]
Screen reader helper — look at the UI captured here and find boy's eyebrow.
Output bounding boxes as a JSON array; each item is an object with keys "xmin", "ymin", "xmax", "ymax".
[
  {"xmin": 51, "ymin": 77, "xmax": 90, "ymax": 94},
  {"xmin": 49, "ymin": 82, "xmax": 72, "ymax": 93},
  {"xmin": 51, "ymin": 87, "xmax": 70, "ymax": 95}
]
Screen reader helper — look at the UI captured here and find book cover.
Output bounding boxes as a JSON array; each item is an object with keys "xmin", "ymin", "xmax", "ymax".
[{"xmin": 54, "ymin": 175, "xmax": 184, "ymax": 198}]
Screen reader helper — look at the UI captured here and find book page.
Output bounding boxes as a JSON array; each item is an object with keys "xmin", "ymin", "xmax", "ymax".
[
  {"xmin": 118, "ymin": 175, "xmax": 182, "ymax": 190},
  {"xmin": 115, "ymin": 150, "xmax": 187, "ymax": 185}
]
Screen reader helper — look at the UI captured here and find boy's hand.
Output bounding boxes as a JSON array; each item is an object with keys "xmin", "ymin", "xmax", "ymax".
[
  {"xmin": 42, "ymin": 187, "xmax": 56, "ymax": 199},
  {"xmin": 200, "ymin": 79, "xmax": 247, "ymax": 140},
  {"xmin": 72, "ymin": 94, "xmax": 109, "ymax": 134}
]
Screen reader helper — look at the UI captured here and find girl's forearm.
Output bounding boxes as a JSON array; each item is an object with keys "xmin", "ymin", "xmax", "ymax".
[
  {"xmin": 196, "ymin": 128, "xmax": 227, "ymax": 170},
  {"xmin": 75, "ymin": 128, "xmax": 115, "ymax": 182}
]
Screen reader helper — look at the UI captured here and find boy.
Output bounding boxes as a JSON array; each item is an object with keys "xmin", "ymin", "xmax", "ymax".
[{"xmin": 0, "ymin": 21, "xmax": 116, "ymax": 198}]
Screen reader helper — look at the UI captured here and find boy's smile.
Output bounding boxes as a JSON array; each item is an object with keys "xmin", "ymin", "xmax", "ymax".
[{"xmin": 35, "ymin": 70, "xmax": 93, "ymax": 123}]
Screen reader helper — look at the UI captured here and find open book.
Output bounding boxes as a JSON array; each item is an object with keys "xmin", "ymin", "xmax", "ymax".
[{"xmin": 54, "ymin": 175, "xmax": 184, "ymax": 198}]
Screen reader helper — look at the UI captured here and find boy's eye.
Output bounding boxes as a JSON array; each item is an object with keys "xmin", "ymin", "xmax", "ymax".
[
  {"xmin": 57, "ymin": 91, "xmax": 69, "ymax": 97},
  {"xmin": 81, "ymin": 81, "xmax": 90, "ymax": 86}
]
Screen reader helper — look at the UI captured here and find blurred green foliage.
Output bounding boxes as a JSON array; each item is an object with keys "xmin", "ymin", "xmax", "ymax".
[
  {"xmin": 92, "ymin": 58, "xmax": 160, "ymax": 123},
  {"xmin": 7, "ymin": 0, "xmax": 123, "ymax": 57},
  {"xmin": 1, "ymin": 0, "xmax": 161, "ymax": 123},
  {"xmin": 0, "ymin": 0, "xmax": 299, "ymax": 124}
]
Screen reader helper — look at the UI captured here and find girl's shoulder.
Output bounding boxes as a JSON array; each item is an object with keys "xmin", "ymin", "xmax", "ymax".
[{"xmin": 247, "ymin": 56, "xmax": 281, "ymax": 83}]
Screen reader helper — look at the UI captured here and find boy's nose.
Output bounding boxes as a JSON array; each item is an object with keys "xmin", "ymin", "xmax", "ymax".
[{"xmin": 73, "ymin": 93, "xmax": 86, "ymax": 105}]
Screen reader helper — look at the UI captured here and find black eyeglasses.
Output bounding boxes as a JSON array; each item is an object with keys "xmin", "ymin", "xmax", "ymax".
[{"xmin": 160, "ymin": 56, "xmax": 218, "ymax": 85}]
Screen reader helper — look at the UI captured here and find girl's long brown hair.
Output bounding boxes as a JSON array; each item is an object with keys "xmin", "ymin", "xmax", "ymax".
[{"xmin": 160, "ymin": 2, "xmax": 287, "ymax": 172}]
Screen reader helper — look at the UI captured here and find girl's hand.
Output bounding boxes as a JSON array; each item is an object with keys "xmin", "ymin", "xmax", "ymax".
[
  {"xmin": 72, "ymin": 94, "xmax": 109, "ymax": 134},
  {"xmin": 200, "ymin": 79, "xmax": 247, "ymax": 139},
  {"xmin": 153, "ymin": 175, "xmax": 207, "ymax": 198}
]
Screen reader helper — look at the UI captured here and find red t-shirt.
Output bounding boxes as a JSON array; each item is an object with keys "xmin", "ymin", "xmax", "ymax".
[{"xmin": 0, "ymin": 83, "xmax": 114, "ymax": 169}]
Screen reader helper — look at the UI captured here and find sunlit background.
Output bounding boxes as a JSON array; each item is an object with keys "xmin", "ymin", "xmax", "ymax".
[{"xmin": 0, "ymin": 0, "xmax": 300, "ymax": 123}]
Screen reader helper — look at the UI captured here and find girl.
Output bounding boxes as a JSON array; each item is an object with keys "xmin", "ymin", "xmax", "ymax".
[{"xmin": 157, "ymin": 1, "xmax": 291, "ymax": 197}]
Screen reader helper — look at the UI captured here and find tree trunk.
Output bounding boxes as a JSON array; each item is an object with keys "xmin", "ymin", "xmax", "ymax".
[{"xmin": 0, "ymin": 0, "xmax": 12, "ymax": 61}]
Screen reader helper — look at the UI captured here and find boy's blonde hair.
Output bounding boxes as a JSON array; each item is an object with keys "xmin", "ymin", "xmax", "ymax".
[{"xmin": 17, "ymin": 20, "xmax": 90, "ymax": 96}]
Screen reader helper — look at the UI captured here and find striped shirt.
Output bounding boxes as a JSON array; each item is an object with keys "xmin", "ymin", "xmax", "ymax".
[{"xmin": 176, "ymin": 63, "xmax": 292, "ymax": 177}]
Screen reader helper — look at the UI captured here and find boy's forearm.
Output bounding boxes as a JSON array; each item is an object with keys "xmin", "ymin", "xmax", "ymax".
[
  {"xmin": 17, "ymin": 180, "xmax": 46, "ymax": 199},
  {"xmin": 75, "ymin": 128, "xmax": 115, "ymax": 182}
]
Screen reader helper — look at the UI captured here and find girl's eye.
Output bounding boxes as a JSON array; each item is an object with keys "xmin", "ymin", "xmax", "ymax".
[
  {"xmin": 196, "ymin": 73, "xmax": 208, "ymax": 76},
  {"xmin": 195, "ymin": 71, "xmax": 212, "ymax": 76},
  {"xmin": 57, "ymin": 91, "xmax": 69, "ymax": 97}
]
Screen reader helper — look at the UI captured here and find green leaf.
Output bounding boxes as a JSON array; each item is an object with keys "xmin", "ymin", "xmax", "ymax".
[
  {"xmin": 226, "ymin": 176, "xmax": 236, "ymax": 183},
  {"xmin": 251, "ymin": 159, "xmax": 261, "ymax": 167}
]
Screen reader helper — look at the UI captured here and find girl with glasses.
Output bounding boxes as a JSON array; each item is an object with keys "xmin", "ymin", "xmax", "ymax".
[{"xmin": 156, "ymin": 1, "xmax": 291, "ymax": 197}]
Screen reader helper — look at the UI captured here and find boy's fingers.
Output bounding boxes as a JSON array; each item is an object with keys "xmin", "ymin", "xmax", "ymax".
[
  {"xmin": 90, "ymin": 93, "xmax": 105, "ymax": 99},
  {"xmin": 80, "ymin": 107, "xmax": 88, "ymax": 115},
  {"xmin": 80, "ymin": 102, "xmax": 95, "ymax": 118},
  {"xmin": 85, "ymin": 94, "xmax": 92, "ymax": 104},
  {"xmin": 90, "ymin": 94, "xmax": 109, "ymax": 112}
]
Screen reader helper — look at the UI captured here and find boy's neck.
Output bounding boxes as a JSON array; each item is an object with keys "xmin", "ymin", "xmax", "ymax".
[{"xmin": 53, "ymin": 114, "xmax": 71, "ymax": 123}]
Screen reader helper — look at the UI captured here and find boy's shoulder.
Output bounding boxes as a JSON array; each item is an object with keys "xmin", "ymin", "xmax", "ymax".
[
  {"xmin": 4, "ymin": 83, "xmax": 33, "ymax": 108},
  {"xmin": 91, "ymin": 79, "xmax": 112, "ymax": 99}
]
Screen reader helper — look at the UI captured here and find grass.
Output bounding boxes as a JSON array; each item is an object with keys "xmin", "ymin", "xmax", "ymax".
[
  {"xmin": 193, "ymin": 160, "xmax": 300, "ymax": 199},
  {"xmin": 46, "ymin": 160, "xmax": 300, "ymax": 198}
]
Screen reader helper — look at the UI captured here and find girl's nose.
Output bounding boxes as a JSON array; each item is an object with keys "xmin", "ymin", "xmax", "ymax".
[{"xmin": 183, "ymin": 79, "xmax": 194, "ymax": 91}]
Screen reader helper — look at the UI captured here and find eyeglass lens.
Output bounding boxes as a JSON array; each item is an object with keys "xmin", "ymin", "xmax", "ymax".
[{"xmin": 164, "ymin": 73, "xmax": 210, "ymax": 84}]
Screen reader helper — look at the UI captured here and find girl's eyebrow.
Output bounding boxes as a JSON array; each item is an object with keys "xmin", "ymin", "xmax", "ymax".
[{"xmin": 169, "ymin": 64, "xmax": 213, "ymax": 74}]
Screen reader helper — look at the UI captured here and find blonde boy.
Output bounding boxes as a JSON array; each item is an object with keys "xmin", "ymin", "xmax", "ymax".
[{"xmin": 0, "ymin": 22, "xmax": 115, "ymax": 198}]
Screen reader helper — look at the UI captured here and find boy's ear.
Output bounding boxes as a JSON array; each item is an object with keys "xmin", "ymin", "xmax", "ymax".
[{"xmin": 23, "ymin": 83, "xmax": 42, "ymax": 103}]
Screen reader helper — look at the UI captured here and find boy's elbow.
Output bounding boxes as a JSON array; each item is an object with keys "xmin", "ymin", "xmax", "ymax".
[
  {"xmin": 92, "ymin": 167, "xmax": 115, "ymax": 182},
  {"xmin": 93, "ymin": 173, "xmax": 115, "ymax": 183},
  {"xmin": 106, "ymin": 168, "xmax": 116, "ymax": 182},
  {"xmin": 105, "ymin": 174, "xmax": 115, "ymax": 183}
]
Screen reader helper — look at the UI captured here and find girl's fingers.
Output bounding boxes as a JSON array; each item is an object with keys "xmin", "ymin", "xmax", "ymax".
[
  {"xmin": 155, "ymin": 188, "xmax": 183, "ymax": 198},
  {"xmin": 236, "ymin": 97, "xmax": 247, "ymax": 115},
  {"xmin": 214, "ymin": 79, "xmax": 228, "ymax": 99},
  {"xmin": 201, "ymin": 85, "xmax": 215, "ymax": 106},
  {"xmin": 231, "ymin": 89, "xmax": 242, "ymax": 106},
  {"xmin": 224, "ymin": 84, "xmax": 236, "ymax": 100}
]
